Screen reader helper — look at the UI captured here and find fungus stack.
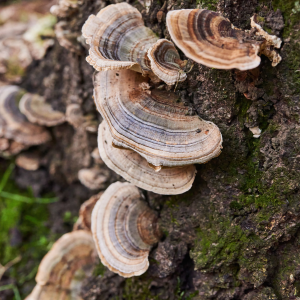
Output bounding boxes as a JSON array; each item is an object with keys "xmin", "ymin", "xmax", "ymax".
[
  {"xmin": 82, "ymin": 3, "xmax": 186, "ymax": 85},
  {"xmin": 0, "ymin": 86, "xmax": 51, "ymax": 155},
  {"xmin": 98, "ymin": 121, "xmax": 196, "ymax": 195},
  {"xmin": 93, "ymin": 69, "xmax": 222, "ymax": 168}
]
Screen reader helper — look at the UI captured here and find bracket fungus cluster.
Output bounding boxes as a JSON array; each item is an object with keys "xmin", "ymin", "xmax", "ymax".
[
  {"xmin": 82, "ymin": 3, "xmax": 186, "ymax": 85},
  {"xmin": 94, "ymin": 69, "xmax": 222, "ymax": 168},
  {"xmin": 26, "ymin": 230, "xmax": 98, "ymax": 300},
  {"xmin": 91, "ymin": 181, "xmax": 162, "ymax": 277},
  {"xmin": 98, "ymin": 121, "xmax": 196, "ymax": 195},
  {"xmin": 0, "ymin": 86, "xmax": 51, "ymax": 152}
]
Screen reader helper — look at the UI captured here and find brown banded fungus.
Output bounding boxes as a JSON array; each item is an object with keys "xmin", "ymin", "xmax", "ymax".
[
  {"xmin": 82, "ymin": 3, "xmax": 186, "ymax": 85},
  {"xmin": 91, "ymin": 181, "xmax": 162, "ymax": 277},
  {"xmin": 78, "ymin": 166, "xmax": 110, "ymax": 190},
  {"xmin": 25, "ymin": 230, "xmax": 98, "ymax": 300},
  {"xmin": 0, "ymin": 86, "xmax": 51, "ymax": 145},
  {"xmin": 148, "ymin": 39, "xmax": 187, "ymax": 85},
  {"xmin": 93, "ymin": 69, "xmax": 222, "ymax": 168},
  {"xmin": 98, "ymin": 121, "xmax": 196, "ymax": 195},
  {"xmin": 166, "ymin": 9, "xmax": 261, "ymax": 70},
  {"xmin": 73, "ymin": 192, "xmax": 103, "ymax": 231},
  {"xmin": 19, "ymin": 93, "xmax": 65, "ymax": 127}
]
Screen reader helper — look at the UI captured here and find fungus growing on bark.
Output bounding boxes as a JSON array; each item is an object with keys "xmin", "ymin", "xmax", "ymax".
[
  {"xmin": 0, "ymin": 86, "xmax": 51, "ymax": 145},
  {"xmin": 73, "ymin": 192, "xmax": 103, "ymax": 231},
  {"xmin": 82, "ymin": 3, "xmax": 186, "ymax": 84},
  {"xmin": 50, "ymin": 0, "xmax": 83, "ymax": 18},
  {"xmin": 25, "ymin": 230, "xmax": 98, "ymax": 300},
  {"xmin": 98, "ymin": 121, "xmax": 196, "ymax": 194},
  {"xmin": 93, "ymin": 69, "xmax": 222, "ymax": 168},
  {"xmin": 91, "ymin": 181, "xmax": 162, "ymax": 277},
  {"xmin": 166, "ymin": 9, "xmax": 261, "ymax": 70},
  {"xmin": 16, "ymin": 151, "xmax": 40, "ymax": 171},
  {"xmin": 78, "ymin": 167, "xmax": 110, "ymax": 190},
  {"xmin": 250, "ymin": 14, "xmax": 282, "ymax": 67},
  {"xmin": 249, "ymin": 126, "xmax": 261, "ymax": 138},
  {"xmin": 0, "ymin": 139, "xmax": 27, "ymax": 157},
  {"xmin": 148, "ymin": 39, "xmax": 187, "ymax": 85},
  {"xmin": 19, "ymin": 93, "xmax": 65, "ymax": 127}
]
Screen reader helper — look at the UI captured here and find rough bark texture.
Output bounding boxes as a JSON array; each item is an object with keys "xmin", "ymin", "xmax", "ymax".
[{"xmin": 1, "ymin": 0, "xmax": 300, "ymax": 299}]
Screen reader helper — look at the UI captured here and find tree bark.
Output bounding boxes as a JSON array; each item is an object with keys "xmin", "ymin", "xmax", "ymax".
[{"xmin": 4, "ymin": 0, "xmax": 300, "ymax": 299}]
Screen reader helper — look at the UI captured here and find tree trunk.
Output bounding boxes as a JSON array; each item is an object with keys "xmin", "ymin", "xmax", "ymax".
[{"xmin": 2, "ymin": 0, "xmax": 300, "ymax": 299}]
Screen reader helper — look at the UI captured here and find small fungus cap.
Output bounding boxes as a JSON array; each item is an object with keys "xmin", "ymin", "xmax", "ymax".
[
  {"xmin": 0, "ymin": 86, "xmax": 51, "ymax": 145},
  {"xmin": 147, "ymin": 39, "xmax": 187, "ymax": 85},
  {"xmin": 16, "ymin": 152, "xmax": 40, "ymax": 171},
  {"xmin": 19, "ymin": 93, "xmax": 65, "ymax": 127},
  {"xmin": 93, "ymin": 69, "xmax": 222, "ymax": 167},
  {"xmin": 98, "ymin": 121, "xmax": 196, "ymax": 195},
  {"xmin": 78, "ymin": 167, "xmax": 110, "ymax": 190},
  {"xmin": 166, "ymin": 9, "xmax": 261, "ymax": 70},
  {"xmin": 26, "ymin": 230, "xmax": 98, "ymax": 299},
  {"xmin": 73, "ymin": 192, "xmax": 103, "ymax": 231},
  {"xmin": 91, "ymin": 181, "xmax": 162, "ymax": 278}
]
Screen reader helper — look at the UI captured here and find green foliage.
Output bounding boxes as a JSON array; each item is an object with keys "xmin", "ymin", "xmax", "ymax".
[
  {"xmin": 0, "ymin": 163, "xmax": 58, "ymax": 299},
  {"xmin": 196, "ymin": 0, "xmax": 218, "ymax": 10}
]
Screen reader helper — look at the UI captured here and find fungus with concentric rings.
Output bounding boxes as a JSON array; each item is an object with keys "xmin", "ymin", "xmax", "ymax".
[
  {"xmin": 82, "ymin": 3, "xmax": 186, "ymax": 84},
  {"xmin": 166, "ymin": 9, "xmax": 261, "ymax": 70},
  {"xmin": 93, "ymin": 69, "xmax": 222, "ymax": 168},
  {"xmin": 98, "ymin": 121, "xmax": 196, "ymax": 194},
  {"xmin": 91, "ymin": 181, "xmax": 162, "ymax": 277}
]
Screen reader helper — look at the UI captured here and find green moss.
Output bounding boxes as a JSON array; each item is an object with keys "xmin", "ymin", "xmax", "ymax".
[
  {"xmin": 0, "ymin": 163, "xmax": 59, "ymax": 299},
  {"xmin": 196, "ymin": 0, "xmax": 218, "ymax": 10}
]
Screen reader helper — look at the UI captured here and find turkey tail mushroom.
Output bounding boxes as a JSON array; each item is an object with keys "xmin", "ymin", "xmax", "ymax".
[
  {"xmin": 91, "ymin": 181, "xmax": 162, "ymax": 277},
  {"xmin": 25, "ymin": 230, "xmax": 98, "ymax": 300},
  {"xmin": 98, "ymin": 121, "xmax": 196, "ymax": 195},
  {"xmin": 82, "ymin": 3, "xmax": 186, "ymax": 84},
  {"xmin": 166, "ymin": 9, "xmax": 261, "ymax": 70},
  {"xmin": 19, "ymin": 93, "xmax": 65, "ymax": 127},
  {"xmin": 0, "ymin": 86, "xmax": 51, "ymax": 146},
  {"xmin": 93, "ymin": 69, "xmax": 222, "ymax": 168}
]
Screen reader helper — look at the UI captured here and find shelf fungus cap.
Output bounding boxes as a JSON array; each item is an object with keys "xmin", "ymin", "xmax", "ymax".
[
  {"xmin": 82, "ymin": 3, "xmax": 157, "ymax": 73},
  {"xmin": 93, "ymin": 69, "xmax": 223, "ymax": 168},
  {"xmin": 148, "ymin": 39, "xmax": 187, "ymax": 85},
  {"xmin": 26, "ymin": 230, "xmax": 98, "ymax": 300},
  {"xmin": 19, "ymin": 93, "xmax": 65, "ymax": 127},
  {"xmin": 166, "ymin": 9, "xmax": 261, "ymax": 70},
  {"xmin": 78, "ymin": 167, "xmax": 110, "ymax": 190},
  {"xmin": 98, "ymin": 121, "xmax": 196, "ymax": 195},
  {"xmin": 73, "ymin": 192, "xmax": 103, "ymax": 231},
  {"xmin": 0, "ymin": 86, "xmax": 51, "ymax": 145},
  {"xmin": 91, "ymin": 181, "xmax": 162, "ymax": 277},
  {"xmin": 16, "ymin": 152, "xmax": 40, "ymax": 171}
]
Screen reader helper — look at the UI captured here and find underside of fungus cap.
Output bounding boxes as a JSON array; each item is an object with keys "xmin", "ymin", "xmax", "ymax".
[
  {"xmin": 26, "ymin": 230, "xmax": 98, "ymax": 300},
  {"xmin": 0, "ymin": 86, "xmax": 51, "ymax": 145},
  {"xmin": 166, "ymin": 9, "xmax": 261, "ymax": 70},
  {"xmin": 93, "ymin": 69, "xmax": 223, "ymax": 168},
  {"xmin": 19, "ymin": 93, "xmax": 65, "ymax": 127},
  {"xmin": 98, "ymin": 121, "xmax": 196, "ymax": 195},
  {"xmin": 91, "ymin": 181, "xmax": 162, "ymax": 277},
  {"xmin": 82, "ymin": 2, "xmax": 157, "ymax": 73},
  {"xmin": 148, "ymin": 39, "xmax": 187, "ymax": 85},
  {"xmin": 78, "ymin": 167, "xmax": 110, "ymax": 190}
]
